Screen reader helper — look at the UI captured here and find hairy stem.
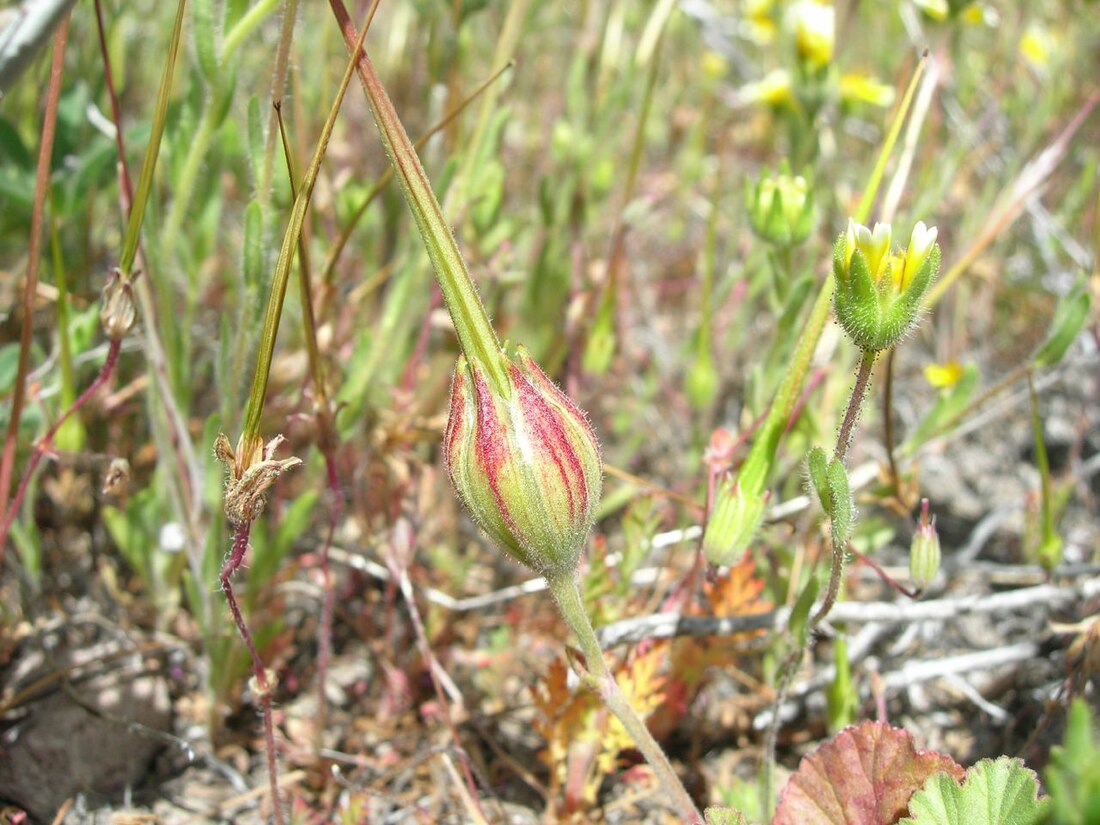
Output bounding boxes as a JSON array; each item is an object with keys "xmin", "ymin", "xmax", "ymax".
[
  {"xmin": 834, "ymin": 350, "xmax": 877, "ymax": 465},
  {"xmin": 547, "ymin": 572, "xmax": 703, "ymax": 825},
  {"xmin": 221, "ymin": 522, "xmax": 284, "ymax": 825}
]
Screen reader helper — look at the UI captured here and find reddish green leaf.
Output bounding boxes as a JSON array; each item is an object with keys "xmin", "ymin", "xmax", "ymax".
[{"xmin": 774, "ymin": 722, "xmax": 965, "ymax": 825}]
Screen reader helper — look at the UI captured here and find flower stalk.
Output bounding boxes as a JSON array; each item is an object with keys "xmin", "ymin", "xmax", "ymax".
[
  {"xmin": 330, "ymin": 4, "xmax": 701, "ymax": 817},
  {"xmin": 547, "ymin": 572, "xmax": 705, "ymax": 825}
]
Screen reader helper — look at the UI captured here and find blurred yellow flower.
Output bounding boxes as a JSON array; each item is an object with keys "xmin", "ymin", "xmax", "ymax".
[
  {"xmin": 923, "ymin": 361, "xmax": 964, "ymax": 389},
  {"xmin": 739, "ymin": 69, "xmax": 794, "ymax": 108},
  {"xmin": 702, "ymin": 51, "xmax": 729, "ymax": 81},
  {"xmin": 912, "ymin": 0, "xmax": 949, "ymax": 20},
  {"xmin": 1019, "ymin": 23, "xmax": 1058, "ymax": 71},
  {"xmin": 790, "ymin": 1, "xmax": 835, "ymax": 69},
  {"xmin": 744, "ymin": 0, "xmax": 779, "ymax": 44},
  {"xmin": 840, "ymin": 73, "xmax": 896, "ymax": 107}
]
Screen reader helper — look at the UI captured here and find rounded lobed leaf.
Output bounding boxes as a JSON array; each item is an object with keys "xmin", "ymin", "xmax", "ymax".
[
  {"xmin": 774, "ymin": 722, "xmax": 964, "ymax": 825},
  {"xmin": 899, "ymin": 757, "xmax": 1051, "ymax": 825}
]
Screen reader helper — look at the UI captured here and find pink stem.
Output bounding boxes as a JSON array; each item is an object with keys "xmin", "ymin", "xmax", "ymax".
[
  {"xmin": 0, "ymin": 339, "xmax": 121, "ymax": 555},
  {"xmin": 221, "ymin": 521, "xmax": 285, "ymax": 825}
]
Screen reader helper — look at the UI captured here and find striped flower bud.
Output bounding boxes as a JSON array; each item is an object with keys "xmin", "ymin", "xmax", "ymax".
[
  {"xmin": 909, "ymin": 499, "xmax": 941, "ymax": 591},
  {"xmin": 444, "ymin": 347, "xmax": 603, "ymax": 576}
]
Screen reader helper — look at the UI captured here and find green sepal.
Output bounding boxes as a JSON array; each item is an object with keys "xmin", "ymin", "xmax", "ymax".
[
  {"xmin": 807, "ymin": 446, "xmax": 829, "ymax": 511},
  {"xmin": 826, "ymin": 456, "xmax": 853, "ymax": 547}
]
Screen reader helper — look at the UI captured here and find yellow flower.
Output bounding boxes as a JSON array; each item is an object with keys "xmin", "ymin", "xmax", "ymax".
[
  {"xmin": 739, "ymin": 69, "xmax": 794, "ymax": 108},
  {"xmin": 1019, "ymin": 23, "xmax": 1057, "ymax": 71},
  {"xmin": 912, "ymin": 0, "xmax": 949, "ymax": 20},
  {"xmin": 840, "ymin": 73, "xmax": 896, "ymax": 107},
  {"xmin": 702, "ymin": 51, "xmax": 728, "ymax": 81},
  {"xmin": 790, "ymin": 1, "xmax": 835, "ymax": 69},
  {"xmin": 923, "ymin": 361, "xmax": 964, "ymax": 389},
  {"xmin": 744, "ymin": 0, "xmax": 779, "ymax": 44}
]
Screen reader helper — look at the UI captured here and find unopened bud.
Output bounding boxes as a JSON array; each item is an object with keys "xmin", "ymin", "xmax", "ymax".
[
  {"xmin": 445, "ymin": 347, "xmax": 603, "ymax": 576},
  {"xmin": 909, "ymin": 499, "xmax": 941, "ymax": 590},
  {"xmin": 746, "ymin": 164, "xmax": 816, "ymax": 248}
]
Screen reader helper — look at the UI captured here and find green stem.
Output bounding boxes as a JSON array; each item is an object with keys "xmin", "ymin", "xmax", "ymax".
[
  {"xmin": 810, "ymin": 349, "xmax": 877, "ymax": 629},
  {"xmin": 118, "ymin": 0, "xmax": 187, "ymax": 276},
  {"xmin": 163, "ymin": 94, "xmax": 221, "ymax": 265},
  {"xmin": 739, "ymin": 274, "xmax": 835, "ymax": 495},
  {"xmin": 240, "ymin": 6, "xmax": 372, "ymax": 447},
  {"xmin": 546, "ymin": 572, "xmax": 704, "ymax": 825},
  {"xmin": 221, "ymin": 0, "xmax": 282, "ymax": 62},
  {"xmin": 164, "ymin": 0, "xmax": 281, "ymax": 260},
  {"xmin": 330, "ymin": 1, "xmax": 508, "ymax": 396},
  {"xmin": 853, "ymin": 53, "xmax": 928, "ymax": 226}
]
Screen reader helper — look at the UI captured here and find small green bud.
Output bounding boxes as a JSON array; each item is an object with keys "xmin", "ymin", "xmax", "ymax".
[
  {"xmin": 833, "ymin": 219, "xmax": 940, "ymax": 352},
  {"xmin": 746, "ymin": 165, "xmax": 816, "ymax": 248},
  {"xmin": 909, "ymin": 498, "xmax": 941, "ymax": 590},
  {"xmin": 703, "ymin": 479, "xmax": 768, "ymax": 567},
  {"xmin": 808, "ymin": 446, "xmax": 854, "ymax": 549},
  {"xmin": 686, "ymin": 348, "xmax": 720, "ymax": 410},
  {"xmin": 444, "ymin": 347, "xmax": 603, "ymax": 576}
]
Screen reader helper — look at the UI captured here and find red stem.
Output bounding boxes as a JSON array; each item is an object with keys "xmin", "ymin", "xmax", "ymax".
[
  {"xmin": 93, "ymin": 0, "xmax": 134, "ymax": 208},
  {"xmin": 221, "ymin": 521, "xmax": 285, "ymax": 825},
  {"xmin": 314, "ymin": 449, "xmax": 341, "ymax": 753},
  {"xmin": 0, "ymin": 17, "xmax": 70, "ymax": 564},
  {"xmin": 0, "ymin": 340, "xmax": 122, "ymax": 554}
]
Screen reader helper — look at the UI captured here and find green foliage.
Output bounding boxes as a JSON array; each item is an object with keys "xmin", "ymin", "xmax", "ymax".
[
  {"xmin": 1032, "ymin": 277, "xmax": 1092, "ymax": 369},
  {"xmin": 900, "ymin": 757, "xmax": 1050, "ymax": 825},
  {"xmin": 1042, "ymin": 700, "xmax": 1100, "ymax": 825}
]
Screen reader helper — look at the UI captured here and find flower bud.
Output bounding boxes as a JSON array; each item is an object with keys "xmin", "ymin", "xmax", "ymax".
[
  {"xmin": 909, "ymin": 499, "xmax": 941, "ymax": 590},
  {"xmin": 444, "ymin": 347, "xmax": 603, "ymax": 576},
  {"xmin": 746, "ymin": 165, "xmax": 816, "ymax": 248},
  {"xmin": 833, "ymin": 219, "xmax": 940, "ymax": 352},
  {"xmin": 703, "ymin": 479, "xmax": 768, "ymax": 567}
]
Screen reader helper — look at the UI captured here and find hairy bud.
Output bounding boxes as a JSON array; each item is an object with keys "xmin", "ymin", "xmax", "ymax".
[{"xmin": 445, "ymin": 347, "xmax": 603, "ymax": 576}]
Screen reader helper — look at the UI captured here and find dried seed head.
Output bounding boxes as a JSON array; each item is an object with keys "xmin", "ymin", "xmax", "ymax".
[
  {"xmin": 215, "ymin": 433, "xmax": 301, "ymax": 525},
  {"xmin": 100, "ymin": 268, "xmax": 137, "ymax": 340}
]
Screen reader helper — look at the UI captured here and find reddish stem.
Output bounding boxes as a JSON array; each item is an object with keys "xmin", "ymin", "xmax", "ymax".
[
  {"xmin": 849, "ymin": 544, "xmax": 920, "ymax": 599},
  {"xmin": 0, "ymin": 340, "xmax": 122, "ymax": 554},
  {"xmin": 314, "ymin": 448, "xmax": 341, "ymax": 753},
  {"xmin": 0, "ymin": 17, "xmax": 70, "ymax": 565},
  {"xmin": 93, "ymin": 0, "xmax": 134, "ymax": 208},
  {"xmin": 221, "ymin": 521, "xmax": 285, "ymax": 825}
]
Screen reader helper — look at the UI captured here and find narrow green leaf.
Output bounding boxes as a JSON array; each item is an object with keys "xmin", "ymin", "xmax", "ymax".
[{"xmin": 1033, "ymin": 277, "xmax": 1092, "ymax": 369}]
